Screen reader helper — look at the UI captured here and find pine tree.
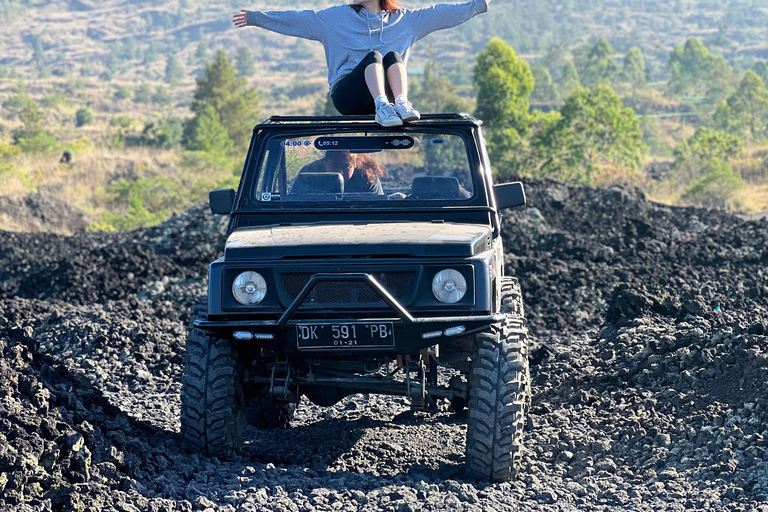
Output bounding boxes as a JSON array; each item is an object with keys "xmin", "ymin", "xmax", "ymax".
[
  {"xmin": 581, "ymin": 38, "xmax": 618, "ymax": 88},
  {"xmin": 184, "ymin": 50, "xmax": 260, "ymax": 151},
  {"xmin": 557, "ymin": 61, "xmax": 581, "ymax": 98},
  {"xmin": 165, "ymin": 55, "xmax": 183, "ymax": 86},
  {"xmin": 235, "ymin": 47, "xmax": 256, "ymax": 78},
  {"xmin": 622, "ymin": 47, "xmax": 646, "ymax": 91},
  {"xmin": 531, "ymin": 63, "xmax": 556, "ymax": 103}
]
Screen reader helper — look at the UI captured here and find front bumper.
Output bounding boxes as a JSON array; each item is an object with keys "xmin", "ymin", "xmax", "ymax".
[{"xmin": 197, "ymin": 272, "xmax": 502, "ymax": 354}]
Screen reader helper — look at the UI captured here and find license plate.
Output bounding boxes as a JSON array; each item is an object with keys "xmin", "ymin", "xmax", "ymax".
[{"xmin": 296, "ymin": 322, "xmax": 395, "ymax": 349}]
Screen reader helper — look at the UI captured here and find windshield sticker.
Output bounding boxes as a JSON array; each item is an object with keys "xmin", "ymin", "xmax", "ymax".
[{"xmin": 261, "ymin": 193, "xmax": 281, "ymax": 201}]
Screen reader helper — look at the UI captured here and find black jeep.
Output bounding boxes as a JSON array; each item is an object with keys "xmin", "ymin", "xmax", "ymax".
[{"xmin": 181, "ymin": 114, "xmax": 529, "ymax": 481}]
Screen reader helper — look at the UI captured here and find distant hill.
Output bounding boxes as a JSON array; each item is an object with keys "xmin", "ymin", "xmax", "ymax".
[{"xmin": 2, "ymin": 0, "xmax": 768, "ymax": 97}]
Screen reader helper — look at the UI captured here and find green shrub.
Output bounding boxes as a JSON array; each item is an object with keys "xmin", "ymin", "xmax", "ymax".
[
  {"xmin": 13, "ymin": 128, "xmax": 59, "ymax": 154},
  {"xmin": 110, "ymin": 115, "xmax": 132, "ymax": 128},
  {"xmin": 108, "ymin": 176, "xmax": 191, "ymax": 214},
  {"xmin": 97, "ymin": 194, "xmax": 167, "ymax": 231},
  {"xmin": 682, "ymin": 158, "xmax": 746, "ymax": 209},
  {"xmin": 75, "ymin": 107, "xmax": 93, "ymax": 127},
  {"xmin": 95, "ymin": 176, "xmax": 192, "ymax": 231},
  {"xmin": 140, "ymin": 118, "xmax": 183, "ymax": 148},
  {"xmin": 114, "ymin": 86, "xmax": 132, "ymax": 101},
  {"xmin": 0, "ymin": 143, "xmax": 22, "ymax": 158}
]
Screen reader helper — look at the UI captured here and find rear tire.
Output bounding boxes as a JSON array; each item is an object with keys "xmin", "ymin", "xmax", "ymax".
[
  {"xmin": 180, "ymin": 319, "xmax": 246, "ymax": 459},
  {"xmin": 465, "ymin": 277, "xmax": 529, "ymax": 481},
  {"xmin": 247, "ymin": 385, "xmax": 296, "ymax": 429}
]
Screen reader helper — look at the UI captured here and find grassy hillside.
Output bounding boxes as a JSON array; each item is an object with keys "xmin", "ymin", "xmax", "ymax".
[{"xmin": 4, "ymin": 0, "xmax": 768, "ymax": 92}]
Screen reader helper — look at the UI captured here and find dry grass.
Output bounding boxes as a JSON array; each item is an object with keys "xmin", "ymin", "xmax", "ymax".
[
  {"xmin": 1, "ymin": 145, "xmax": 182, "ymax": 210},
  {"xmin": 733, "ymin": 184, "xmax": 768, "ymax": 214}
]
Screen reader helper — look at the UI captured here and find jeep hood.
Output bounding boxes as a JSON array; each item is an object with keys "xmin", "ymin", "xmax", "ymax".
[{"xmin": 224, "ymin": 222, "xmax": 492, "ymax": 259}]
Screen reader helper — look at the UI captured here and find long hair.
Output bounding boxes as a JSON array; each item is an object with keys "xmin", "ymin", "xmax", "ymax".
[
  {"xmin": 326, "ymin": 152, "xmax": 385, "ymax": 185},
  {"xmin": 354, "ymin": 154, "xmax": 385, "ymax": 185},
  {"xmin": 349, "ymin": 0, "xmax": 402, "ymax": 13}
]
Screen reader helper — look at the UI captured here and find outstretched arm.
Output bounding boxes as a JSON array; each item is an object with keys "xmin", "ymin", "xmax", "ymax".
[
  {"xmin": 232, "ymin": 8, "xmax": 324, "ymax": 41},
  {"xmin": 410, "ymin": 0, "xmax": 489, "ymax": 42}
]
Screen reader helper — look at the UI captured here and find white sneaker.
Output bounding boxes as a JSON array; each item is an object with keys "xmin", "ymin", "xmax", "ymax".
[
  {"xmin": 394, "ymin": 98, "xmax": 420, "ymax": 122},
  {"xmin": 375, "ymin": 103, "xmax": 403, "ymax": 127}
]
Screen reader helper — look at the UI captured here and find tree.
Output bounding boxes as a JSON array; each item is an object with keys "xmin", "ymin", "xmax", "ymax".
[
  {"xmin": 541, "ymin": 43, "xmax": 568, "ymax": 81},
  {"xmin": 184, "ymin": 50, "xmax": 260, "ymax": 151},
  {"xmin": 581, "ymin": 38, "xmax": 618, "ymax": 88},
  {"xmin": 314, "ymin": 94, "xmax": 339, "ymax": 116},
  {"xmin": 8, "ymin": 84, "xmax": 57, "ymax": 153},
  {"xmin": 473, "ymin": 38, "xmax": 534, "ymax": 172},
  {"xmin": 195, "ymin": 29, "xmax": 208, "ymax": 62},
  {"xmin": 184, "ymin": 105, "xmax": 234, "ymax": 165},
  {"xmin": 557, "ymin": 61, "xmax": 581, "ymax": 98},
  {"xmin": 753, "ymin": 61, "xmax": 768, "ymax": 86},
  {"xmin": 235, "ymin": 46, "xmax": 256, "ymax": 77},
  {"xmin": 668, "ymin": 37, "xmax": 734, "ymax": 98},
  {"xmin": 714, "ymin": 70, "xmax": 768, "ymax": 140},
  {"xmin": 530, "ymin": 63, "xmax": 556, "ymax": 103},
  {"xmin": 165, "ymin": 55, "xmax": 183, "ymax": 86},
  {"xmin": 474, "ymin": 38, "xmax": 533, "ymax": 133},
  {"xmin": 532, "ymin": 84, "xmax": 646, "ymax": 184},
  {"xmin": 621, "ymin": 47, "xmax": 646, "ymax": 90},
  {"xmin": 411, "ymin": 60, "xmax": 473, "ymax": 114},
  {"xmin": 30, "ymin": 35, "xmax": 44, "ymax": 67}
]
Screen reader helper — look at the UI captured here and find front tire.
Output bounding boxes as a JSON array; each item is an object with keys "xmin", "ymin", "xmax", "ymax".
[
  {"xmin": 180, "ymin": 321, "xmax": 246, "ymax": 459},
  {"xmin": 465, "ymin": 280, "xmax": 529, "ymax": 481}
]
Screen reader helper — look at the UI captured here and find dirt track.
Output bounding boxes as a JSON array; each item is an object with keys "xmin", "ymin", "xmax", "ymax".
[{"xmin": 1, "ymin": 180, "xmax": 767, "ymax": 511}]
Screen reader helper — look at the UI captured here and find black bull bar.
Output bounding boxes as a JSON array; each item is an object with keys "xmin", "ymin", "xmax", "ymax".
[{"xmin": 195, "ymin": 273, "xmax": 505, "ymax": 353}]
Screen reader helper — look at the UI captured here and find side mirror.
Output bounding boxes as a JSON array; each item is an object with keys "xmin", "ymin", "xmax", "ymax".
[
  {"xmin": 209, "ymin": 189, "xmax": 235, "ymax": 215},
  {"xmin": 494, "ymin": 182, "xmax": 526, "ymax": 209}
]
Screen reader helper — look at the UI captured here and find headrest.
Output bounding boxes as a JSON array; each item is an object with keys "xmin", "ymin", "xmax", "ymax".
[
  {"xmin": 291, "ymin": 172, "xmax": 344, "ymax": 195},
  {"xmin": 411, "ymin": 176, "xmax": 460, "ymax": 199}
]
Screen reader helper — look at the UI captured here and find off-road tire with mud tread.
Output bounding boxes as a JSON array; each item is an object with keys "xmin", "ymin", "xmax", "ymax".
[
  {"xmin": 247, "ymin": 385, "xmax": 296, "ymax": 429},
  {"xmin": 499, "ymin": 277, "xmax": 531, "ymax": 414},
  {"xmin": 180, "ymin": 317, "xmax": 246, "ymax": 459},
  {"xmin": 465, "ymin": 277, "xmax": 529, "ymax": 482}
]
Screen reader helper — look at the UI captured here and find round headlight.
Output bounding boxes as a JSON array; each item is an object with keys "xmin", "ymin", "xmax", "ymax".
[
  {"xmin": 232, "ymin": 272, "xmax": 267, "ymax": 305},
  {"xmin": 432, "ymin": 269, "xmax": 467, "ymax": 304}
]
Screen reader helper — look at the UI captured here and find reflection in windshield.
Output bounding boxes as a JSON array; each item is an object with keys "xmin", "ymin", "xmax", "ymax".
[{"xmin": 255, "ymin": 133, "xmax": 474, "ymax": 203}]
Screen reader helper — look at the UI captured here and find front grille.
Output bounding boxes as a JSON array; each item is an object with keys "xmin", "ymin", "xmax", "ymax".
[{"xmin": 281, "ymin": 271, "xmax": 414, "ymax": 306}]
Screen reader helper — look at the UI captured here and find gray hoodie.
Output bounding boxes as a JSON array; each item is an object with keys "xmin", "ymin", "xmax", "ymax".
[{"xmin": 246, "ymin": 1, "xmax": 488, "ymax": 94}]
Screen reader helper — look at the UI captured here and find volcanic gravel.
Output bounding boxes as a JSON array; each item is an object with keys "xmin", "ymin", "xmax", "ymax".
[{"xmin": 1, "ymin": 181, "xmax": 767, "ymax": 511}]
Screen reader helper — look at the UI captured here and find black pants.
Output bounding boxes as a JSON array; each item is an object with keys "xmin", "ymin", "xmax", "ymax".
[{"xmin": 332, "ymin": 51, "xmax": 403, "ymax": 115}]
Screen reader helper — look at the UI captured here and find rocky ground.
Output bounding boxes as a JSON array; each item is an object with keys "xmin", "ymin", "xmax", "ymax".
[{"xmin": 1, "ymin": 180, "xmax": 767, "ymax": 511}]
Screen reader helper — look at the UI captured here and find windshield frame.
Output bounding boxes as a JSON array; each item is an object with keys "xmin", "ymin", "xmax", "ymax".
[{"xmin": 234, "ymin": 124, "xmax": 490, "ymax": 213}]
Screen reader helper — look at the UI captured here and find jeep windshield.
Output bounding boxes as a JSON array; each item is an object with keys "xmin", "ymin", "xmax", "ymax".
[{"xmin": 253, "ymin": 132, "xmax": 475, "ymax": 205}]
